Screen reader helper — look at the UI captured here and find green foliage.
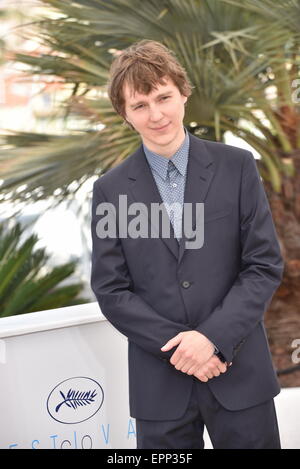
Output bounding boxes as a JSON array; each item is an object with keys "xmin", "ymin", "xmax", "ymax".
[{"xmin": 0, "ymin": 221, "xmax": 88, "ymax": 317}]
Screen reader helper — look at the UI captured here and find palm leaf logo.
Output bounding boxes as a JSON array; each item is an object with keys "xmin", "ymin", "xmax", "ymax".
[{"xmin": 55, "ymin": 388, "xmax": 97, "ymax": 412}]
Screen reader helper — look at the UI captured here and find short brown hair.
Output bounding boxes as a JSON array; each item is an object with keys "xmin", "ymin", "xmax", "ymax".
[{"xmin": 107, "ymin": 40, "xmax": 193, "ymax": 123}]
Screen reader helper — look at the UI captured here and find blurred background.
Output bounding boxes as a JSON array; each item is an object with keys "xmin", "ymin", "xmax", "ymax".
[{"xmin": 0, "ymin": 0, "xmax": 299, "ymax": 387}]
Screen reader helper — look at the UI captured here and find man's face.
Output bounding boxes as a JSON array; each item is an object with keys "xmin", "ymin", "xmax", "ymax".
[{"xmin": 123, "ymin": 76, "xmax": 187, "ymax": 155}]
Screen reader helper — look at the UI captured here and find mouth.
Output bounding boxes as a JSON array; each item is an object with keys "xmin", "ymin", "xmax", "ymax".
[{"xmin": 151, "ymin": 122, "xmax": 170, "ymax": 131}]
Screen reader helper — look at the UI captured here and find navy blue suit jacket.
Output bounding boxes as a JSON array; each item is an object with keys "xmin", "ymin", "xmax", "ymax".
[{"xmin": 90, "ymin": 131, "xmax": 283, "ymax": 421}]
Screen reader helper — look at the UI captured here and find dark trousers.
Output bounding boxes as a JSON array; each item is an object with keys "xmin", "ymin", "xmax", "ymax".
[{"xmin": 135, "ymin": 377, "xmax": 281, "ymax": 449}]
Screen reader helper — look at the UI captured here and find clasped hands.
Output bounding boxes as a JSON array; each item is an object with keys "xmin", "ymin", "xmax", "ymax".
[{"xmin": 161, "ymin": 330, "xmax": 232, "ymax": 382}]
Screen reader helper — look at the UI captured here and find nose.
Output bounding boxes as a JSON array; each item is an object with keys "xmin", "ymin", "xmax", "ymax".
[{"xmin": 148, "ymin": 104, "xmax": 164, "ymax": 122}]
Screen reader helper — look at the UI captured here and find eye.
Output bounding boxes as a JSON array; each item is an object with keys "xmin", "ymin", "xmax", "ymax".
[
  {"xmin": 134, "ymin": 104, "xmax": 144, "ymax": 110},
  {"xmin": 161, "ymin": 96, "xmax": 170, "ymax": 101}
]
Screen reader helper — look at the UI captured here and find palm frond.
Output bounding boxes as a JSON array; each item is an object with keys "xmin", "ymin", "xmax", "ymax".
[
  {"xmin": 0, "ymin": 0, "xmax": 299, "ymax": 199},
  {"xmin": 0, "ymin": 221, "xmax": 88, "ymax": 317}
]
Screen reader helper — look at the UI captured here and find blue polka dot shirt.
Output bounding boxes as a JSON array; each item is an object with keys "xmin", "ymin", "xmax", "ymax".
[{"xmin": 143, "ymin": 127, "xmax": 190, "ymax": 240}]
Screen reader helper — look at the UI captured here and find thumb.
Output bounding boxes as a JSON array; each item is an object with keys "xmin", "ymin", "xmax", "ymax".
[{"xmin": 161, "ymin": 333, "xmax": 182, "ymax": 351}]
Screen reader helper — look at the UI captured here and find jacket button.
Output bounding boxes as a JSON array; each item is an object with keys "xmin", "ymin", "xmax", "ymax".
[{"xmin": 181, "ymin": 281, "xmax": 191, "ymax": 289}]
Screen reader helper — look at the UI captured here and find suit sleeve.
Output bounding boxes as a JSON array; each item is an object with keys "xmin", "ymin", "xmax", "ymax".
[
  {"xmin": 195, "ymin": 151, "xmax": 284, "ymax": 364},
  {"xmin": 90, "ymin": 180, "xmax": 192, "ymax": 361}
]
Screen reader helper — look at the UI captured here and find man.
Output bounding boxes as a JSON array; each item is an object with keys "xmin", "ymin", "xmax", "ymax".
[{"xmin": 90, "ymin": 40, "xmax": 283, "ymax": 449}]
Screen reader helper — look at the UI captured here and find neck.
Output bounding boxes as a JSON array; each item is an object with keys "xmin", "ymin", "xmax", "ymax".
[{"xmin": 143, "ymin": 126, "xmax": 186, "ymax": 158}]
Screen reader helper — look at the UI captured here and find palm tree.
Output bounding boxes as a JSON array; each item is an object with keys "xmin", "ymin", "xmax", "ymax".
[
  {"xmin": 0, "ymin": 221, "xmax": 88, "ymax": 317},
  {"xmin": 0, "ymin": 0, "xmax": 299, "ymax": 384}
]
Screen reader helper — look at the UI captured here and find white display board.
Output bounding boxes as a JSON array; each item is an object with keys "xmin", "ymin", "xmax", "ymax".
[{"xmin": 0, "ymin": 303, "xmax": 136, "ymax": 449}]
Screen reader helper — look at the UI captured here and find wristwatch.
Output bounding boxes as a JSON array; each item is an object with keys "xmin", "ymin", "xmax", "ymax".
[{"xmin": 213, "ymin": 345, "xmax": 227, "ymax": 364}]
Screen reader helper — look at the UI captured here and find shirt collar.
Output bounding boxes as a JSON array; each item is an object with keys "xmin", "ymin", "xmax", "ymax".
[{"xmin": 143, "ymin": 127, "xmax": 189, "ymax": 181}]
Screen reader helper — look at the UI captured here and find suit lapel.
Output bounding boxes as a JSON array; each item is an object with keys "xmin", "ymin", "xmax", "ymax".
[
  {"xmin": 128, "ymin": 146, "xmax": 179, "ymax": 259},
  {"xmin": 127, "ymin": 131, "xmax": 215, "ymax": 262},
  {"xmin": 177, "ymin": 134, "xmax": 214, "ymax": 265}
]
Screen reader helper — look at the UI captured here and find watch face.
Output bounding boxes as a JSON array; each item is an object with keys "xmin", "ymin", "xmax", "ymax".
[{"xmin": 218, "ymin": 353, "xmax": 226, "ymax": 363}]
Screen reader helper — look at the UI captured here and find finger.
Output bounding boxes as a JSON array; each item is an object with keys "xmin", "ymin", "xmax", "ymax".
[
  {"xmin": 197, "ymin": 368, "xmax": 213, "ymax": 379},
  {"xmin": 174, "ymin": 357, "xmax": 192, "ymax": 372},
  {"xmin": 185, "ymin": 364, "xmax": 199, "ymax": 375},
  {"xmin": 211, "ymin": 356, "xmax": 227, "ymax": 373},
  {"xmin": 179, "ymin": 359, "xmax": 195, "ymax": 373},
  {"xmin": 200, "ymin": 376, "xmax": 209, "ymax": 382},
  {"xmin": 197, "ymin": 364, "xmax": 220, "ymax": 379},
  {"xmin": 217, "ymin": 363, "xmax": 227, "ymax": 373},
  {"xmin": 161, "ymin": 333, "xmax": 182, "ymax": 351},
  {"xmin": 204, "ymin": 360, "xmax": 222, "ymax": 376},
  {"xmin": 195, "ymin": 373, "xmax": 208, "ymax": 382},
  {"xmin": 170, "ymin": 348, "xmax": 199, "ymax": 368},
  {"xmin": 173, "ymin": 352, "xmax": 198, "ymax": 371}
]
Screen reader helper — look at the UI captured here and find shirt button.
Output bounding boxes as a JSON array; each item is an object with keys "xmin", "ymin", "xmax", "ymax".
[
  {"xmin": 172, "ymin": 183, "xmax": 177, "ymax": 188},
  {"xmin": 181, "ymin": 281, "xmax": 191, "ymax": 289}
]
